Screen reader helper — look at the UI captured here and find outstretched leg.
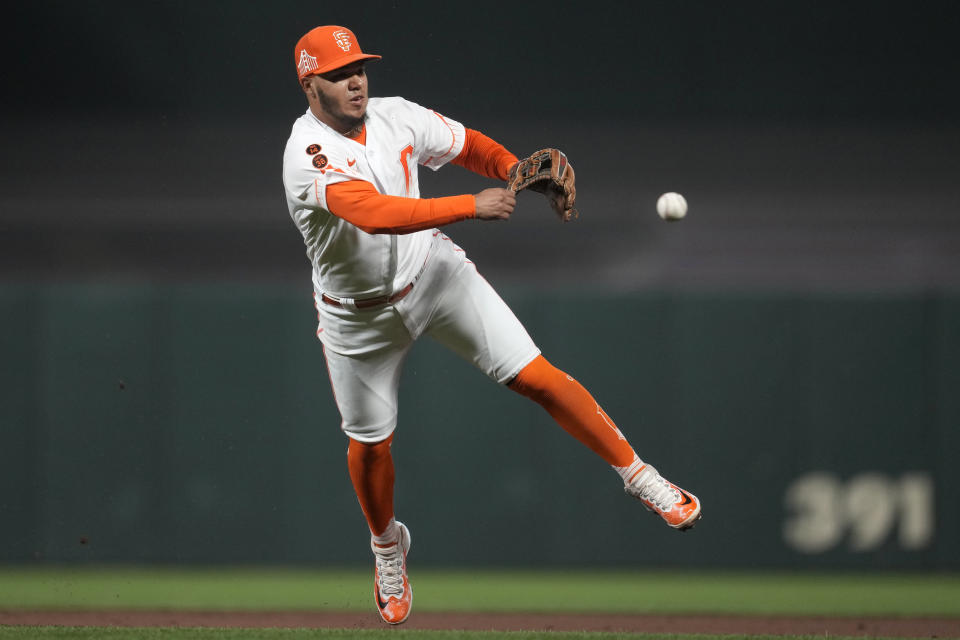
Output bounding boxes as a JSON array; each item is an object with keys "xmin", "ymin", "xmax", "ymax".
[
  {"xmin": 417, "ymin": 242, "xmax": 700, "ymax": 530},
  {"xmin": 509, "ymin": 355, "xmax": 701, "ymax": 530}
]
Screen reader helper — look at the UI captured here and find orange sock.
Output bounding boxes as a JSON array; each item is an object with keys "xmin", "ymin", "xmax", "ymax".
[
  {"xmin": 509, "ymin": 355, "xmax": 642, "ymax": 475},
  {"xmin": 347, "ymin": 434, "xmax": 396, "ymax": 537}
]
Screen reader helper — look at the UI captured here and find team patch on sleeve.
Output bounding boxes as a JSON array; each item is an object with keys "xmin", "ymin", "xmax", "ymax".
[
  {"xmin": 312, "ymin": 154, "xmax": 329, "ymax": 169},
  {"xmin": 306, "ymin": 143, "xmax": 322, "ymax": 155}
]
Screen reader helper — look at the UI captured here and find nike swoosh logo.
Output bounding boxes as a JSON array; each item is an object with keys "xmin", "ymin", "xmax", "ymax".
[
  {"xmin": 677, "ymin": 490, "xmax": 694, "ymax": 507},
  {"xmin": 347, "ymin": 158, "xmax": 356, "ymax": 167},
  {"xmin": 374, "ymin": 572, "xmax": 394, "ymax": 610}
]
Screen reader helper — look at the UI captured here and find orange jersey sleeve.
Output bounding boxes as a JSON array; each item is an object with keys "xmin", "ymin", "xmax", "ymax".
[
  {"xmin": 325, "ymin": 179, "xmax": 476, "ymax": 235},
  {"xmin": 452, "ymin": 128, "xmax": 519, "ymax": 180}
]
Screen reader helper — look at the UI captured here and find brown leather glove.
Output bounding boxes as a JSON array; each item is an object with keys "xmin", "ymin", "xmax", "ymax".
[{"xmin": 506, "ymin": 148, "xmax": 577, "ymax": 222}]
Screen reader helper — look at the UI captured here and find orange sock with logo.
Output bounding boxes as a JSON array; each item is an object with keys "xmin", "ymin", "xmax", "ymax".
[
  {"xmin": 509, "ymin": 355, "xmax": 646, "ymax": 482},
  {"xmin": 347, "ymin": 434, "xmax": 397, "ymax": 538}
]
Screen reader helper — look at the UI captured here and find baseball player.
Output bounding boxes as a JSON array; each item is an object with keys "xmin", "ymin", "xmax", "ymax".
[{"xmin": 282, "ymin": 25, "xmax": 701, "ymax": 625}]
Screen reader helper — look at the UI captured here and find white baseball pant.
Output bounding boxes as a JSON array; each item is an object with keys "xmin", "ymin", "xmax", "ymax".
[{"xmin": 317, "ymin": 233, "xmax": 541, "ymax": 442}]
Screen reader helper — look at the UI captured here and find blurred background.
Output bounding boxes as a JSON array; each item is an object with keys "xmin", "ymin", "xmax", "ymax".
[{"xmin": 2, "ymin": 1, "xmax": 958, "ymax": 570}]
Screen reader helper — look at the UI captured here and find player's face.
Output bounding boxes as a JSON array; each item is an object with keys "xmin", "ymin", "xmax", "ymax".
[{"xmin": 309, "ymin": 62, "xmax": 368, "ymax": 132}]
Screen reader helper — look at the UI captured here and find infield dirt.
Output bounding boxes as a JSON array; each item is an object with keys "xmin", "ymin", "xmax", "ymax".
[{"xmin": 2, "ymin": 610, "xmax": 959, "ymax": 637}]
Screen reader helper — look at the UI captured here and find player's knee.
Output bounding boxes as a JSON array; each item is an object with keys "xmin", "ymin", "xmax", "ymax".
[{"xmin": 341, "ymin": 419, "xmax": 396, "ymax": 445}]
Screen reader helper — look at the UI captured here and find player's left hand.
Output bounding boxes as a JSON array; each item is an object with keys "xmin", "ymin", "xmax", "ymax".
[{"xmin": 506, "ymin": 148, "xmax": 577, "ymax": 222}]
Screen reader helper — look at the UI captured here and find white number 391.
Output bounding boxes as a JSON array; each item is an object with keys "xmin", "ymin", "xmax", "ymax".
[{"xmin": 783, "ymin": 472, "xmax": 934, "ymax": 553}]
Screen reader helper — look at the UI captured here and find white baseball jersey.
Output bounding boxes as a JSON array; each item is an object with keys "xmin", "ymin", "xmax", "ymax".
[
  {"xmin": 282, "ymin": 96, "xmax": 540, "ymax": 441},
  {"xmin": 282, "ymin": 97, "xmax": 466, "ymax": 300}
]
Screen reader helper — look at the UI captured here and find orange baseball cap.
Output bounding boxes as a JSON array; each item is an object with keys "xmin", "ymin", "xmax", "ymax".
[{"xmin": 294, "ymin": 26, "xmax": 381, "ymax": 79}]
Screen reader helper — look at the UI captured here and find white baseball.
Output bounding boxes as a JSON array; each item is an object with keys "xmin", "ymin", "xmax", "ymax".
[{"xmin": 656, "ymin": 192, "xmax": 687, "ymax": 221}]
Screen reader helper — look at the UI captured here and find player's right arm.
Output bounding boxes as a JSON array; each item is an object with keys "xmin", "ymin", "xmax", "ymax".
[
  {"xmin": 325, "ymin": 181, "xmax": 513, "ymax": 234},
  {"xmin": 323, "ymin": 122, "xmax": 518, "ymax": 232}
]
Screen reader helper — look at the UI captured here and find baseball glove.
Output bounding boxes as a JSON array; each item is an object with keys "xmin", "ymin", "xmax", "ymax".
[{"xmin": 506, "ymin": 148, "xmax": 577, "ymax": 221}]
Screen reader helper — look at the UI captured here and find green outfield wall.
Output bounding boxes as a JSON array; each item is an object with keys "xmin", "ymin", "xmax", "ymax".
[{"xmin": 1, "ymin": 283, "xmax": 957, "ymax": 570}]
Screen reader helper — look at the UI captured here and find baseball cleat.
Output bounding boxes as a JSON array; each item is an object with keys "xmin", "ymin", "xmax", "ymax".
[
  {"xmin": 371, "ymin": 521, "xmax": 412, "ymax": 624},
  {"xmin": 624, "ymin": 464, "xmax": 701, "ymax": 530}
]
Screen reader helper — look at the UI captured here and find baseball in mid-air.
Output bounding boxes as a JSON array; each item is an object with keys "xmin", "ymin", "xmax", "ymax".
[{"xmin": 656, "ymin": 192, "xmax": 688, "ymax": 221}]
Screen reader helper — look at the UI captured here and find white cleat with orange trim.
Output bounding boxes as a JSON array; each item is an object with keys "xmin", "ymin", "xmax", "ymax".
[
  {"xmin": 625, "ymin": 464, "xmax": 701, "ymax": 530},
  {"xmin": 371, "ymin": 521, "xmax": 412, "ymax": 624}
]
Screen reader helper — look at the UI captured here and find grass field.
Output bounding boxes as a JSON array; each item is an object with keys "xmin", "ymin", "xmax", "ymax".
[
  {"xmin": 3, "ymin": 567, "xmax": 960, "ymax": 616},
  {"xmin": 2, "ymin": 567, "xmax": 959, "ymax": 639}
]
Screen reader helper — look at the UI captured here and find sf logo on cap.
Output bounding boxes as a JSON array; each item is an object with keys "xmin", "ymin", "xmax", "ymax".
[{"xmin": 333, "ymin": 30, "xmax": 352, "ymax": 51}]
